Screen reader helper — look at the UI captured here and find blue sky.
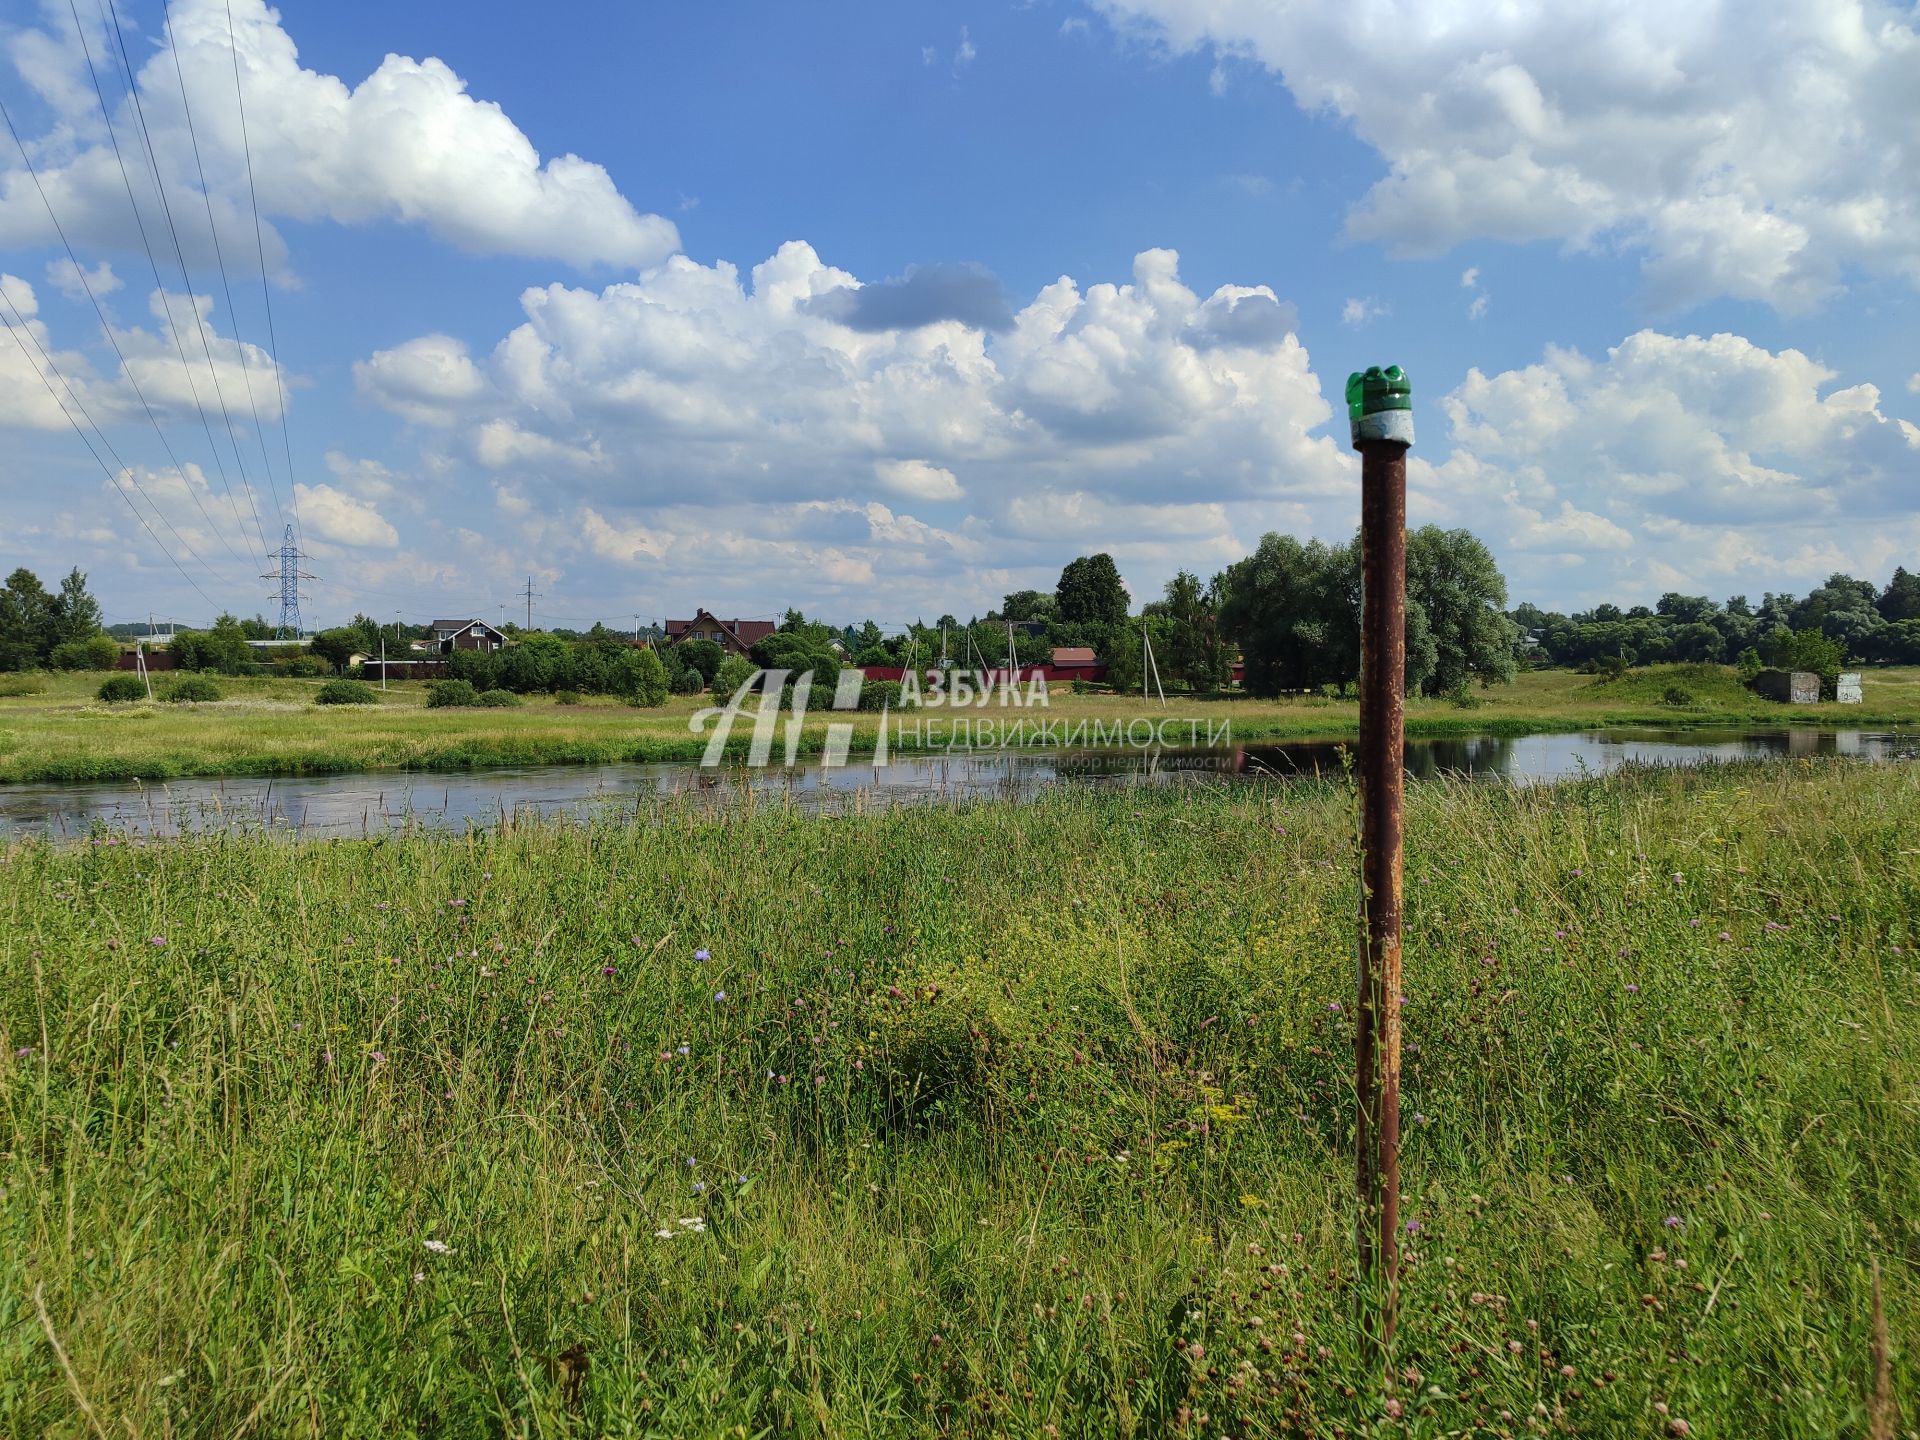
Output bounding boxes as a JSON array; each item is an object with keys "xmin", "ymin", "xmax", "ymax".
[{"xmin": 2, "ymin": 0, "xmax": 1916, "ymax": 631}]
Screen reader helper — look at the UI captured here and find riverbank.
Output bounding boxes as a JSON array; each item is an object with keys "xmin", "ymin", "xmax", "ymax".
[
  {"xmin": 2, "ymin": 763, "xmax": 1913, "ymax": 1433},
  {"xmin": 1, "ymin": 664, "xmax": 1916, "ymax": 783}
]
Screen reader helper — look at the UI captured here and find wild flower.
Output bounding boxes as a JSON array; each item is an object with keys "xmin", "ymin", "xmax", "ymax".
[
  {"xmin": 1326, "ymin": 1002, "xmax": 1341, "ymax": 1013},
  {"xmin": 1663, "ymin": 1215, "xmax": 1684, "ymax": 1229},
  {"xmin": 369, "ymin": 1050, "xmax": 387, "ymax": 1064},
  {"xmin": 1717, "ymin": 931, "xmax": 1733, "ymax": 942},
  {"xmin": 695, "ymin": 948, "xmax": 711, "ymax": 961},
  {"xmin": 677, "ymin": 1044, "xmax": 690, "ymax": 1056},
  {"xmin": 1625, "ymin": 983, "xmax": 1639, "ymax": 993},
  {"xmin": 423, "ymin": 1239, "xmax": 452, "ymax": 1254},
  {"xmin": 149, "ymin": 935, "xmax": 166, "ymax": 947},
  {"xmin": 602, "ymin": 965, "xmax": 616, "ymax": 976},
  {"xmin": 713, "ymin": 991, "xmax": 726, "ymax": 1002},
  {"xmin": 15, "ymin": 1046, "xmax": 34, "ymax": 1058}
]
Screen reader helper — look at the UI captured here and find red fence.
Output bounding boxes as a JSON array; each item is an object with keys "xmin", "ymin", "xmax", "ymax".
[{"xmin": 856, "ymin": 664, "xmax": 1107, "ymax": 685}]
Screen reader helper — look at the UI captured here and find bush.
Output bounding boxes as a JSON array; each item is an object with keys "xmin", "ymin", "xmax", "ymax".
[
  {"xmin": 161, "ymin": 676, "xmax": 221, "ymax": 703},
  {"xmin": 50, "ymin": 636, "xmax": 122, "ymax": 671},
  {"xmin": 1444, "ymin": 681, "xmax": 1481, "ymax": 710},
  {"xmin": 627, "ymin": 648, "xmax": 669, "ymax": 708},
  {"xmin": 857, "ymin": 679, "xmax": 908, "ymax": 712},
  {"xmin": 670, "ymin": 667, "xmax": 705, "ymax": 695},
  {"xmin": 96, "ymin": 675, "xmax": 147, "ymax": 703},
  {"xmin": 278, "ymin": 654, "xmax": 327, "ymax": 678},
  {"xmin": 712, "ymin": 654, "xmax": 755, "ymax": 697},
  {"xmin": 554, "ymin": 690, "xmax": 583, "ymax": 706},
  {"xmin": 1661, "ymin": 685, "xmax": 1694, "ymax": 707},
  {"xmin": 476, "ymin": 688, "xmax": 519, "ymax": 707},
  {"xmin": 426, "ymin": 679, "xmax": 479, "ymax": 709},
  {"xmin": 314, "ymin": 679, "xmax": 377, "ymax": 706}
]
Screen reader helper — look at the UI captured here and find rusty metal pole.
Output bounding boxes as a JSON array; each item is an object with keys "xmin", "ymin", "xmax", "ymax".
[{"xmin": 1348, "ymin": 364, "xmax": 1412, "ymax": 1361}]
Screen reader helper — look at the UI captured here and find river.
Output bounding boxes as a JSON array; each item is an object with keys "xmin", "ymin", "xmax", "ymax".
[{"xmin": 0, "ymin": 726, "xmax": 1911, "ymax": 838}]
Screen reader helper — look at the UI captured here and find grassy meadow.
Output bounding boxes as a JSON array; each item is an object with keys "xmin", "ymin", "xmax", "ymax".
[
  {"xmin": 2, "ymin": 761, "xmax": 1915, "ymax": 1436},
  {"xmin": 1, "ymin": 664, "xmax": 1917, "ymax": 784}
]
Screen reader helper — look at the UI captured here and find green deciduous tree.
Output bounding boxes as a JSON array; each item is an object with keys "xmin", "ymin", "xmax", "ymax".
[{"xmin": 1055, "ymin": 554, "xmax": 1129, "ymax": 629}]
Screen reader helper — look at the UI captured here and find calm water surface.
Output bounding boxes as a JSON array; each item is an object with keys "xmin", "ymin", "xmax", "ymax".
[{"xmin": 0, "ymin": 727, "xmax": 1909, "ymax": 838}]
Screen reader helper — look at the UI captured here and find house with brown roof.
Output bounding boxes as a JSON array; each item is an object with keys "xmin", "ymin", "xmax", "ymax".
[
  {"xmin": 664, "ymin": 610, "xmax": 777, "ymax": 657},
  {"xmin": 429, "ymin": 618, "xmax": 507, "ymax": 654}
]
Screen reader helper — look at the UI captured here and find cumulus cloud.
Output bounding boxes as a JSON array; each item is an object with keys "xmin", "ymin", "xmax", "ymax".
[
  {"xmin": 0, "ymin": 0, "xmax": 678, "ymax": 275},
  {"xmin": 1091, "ymin": 0, "xmax": 1920, "ymax": 311},
  {"xmin": 336, "ymin": 242, "xmax": 1347, "ymax": 613},
  {"xmin": 1427, "ymin": 330, "xmax": 1920, "ymax": 604},
  {"xmin": 805, "ymin": 262, "xmax": 1015, "ymax": 333},
  {"xmin": 354, "ymin": 335, "xmax": 487, "ymax": 425},
  {"xmin": 45, "ymin": 258, "xmax": 120, "ymax": 301},
  {"xmin": 875, "ymin": 458, "xmax": 964, "ymax": 502},
  {"xmin": 293, "ymin": 481, "xmax": 398, "ymax": 547}
]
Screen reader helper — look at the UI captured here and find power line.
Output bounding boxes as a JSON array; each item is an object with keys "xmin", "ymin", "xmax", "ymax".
[
  {"xmin": 0, "ymin": 88, "xmax": 253, "ymax": 579},
  {"xmin": 162, "ymin": 0, "xmax": 274, "ymax": 566},
  {"xmin": 101, "ymin": 0, "xmax": 277, "ymax": 556},
  {"xmin": 1, "ymin": 297, "xmax": 223, "ymax": 611},
  {"xmin": 225, "ymin": 0, "xmax": 299, "ymax": 547},
  {"xmin": 47, "ymin": 0, "xmax": 261, "ymax": 568}
]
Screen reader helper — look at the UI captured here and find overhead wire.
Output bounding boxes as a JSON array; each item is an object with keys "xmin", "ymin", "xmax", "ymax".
[
  {"xmin": 224, "ymin": 0, "xmax": 299, "ymax": 546},
  {"xmin": 162, "ymin": 0, "xmax": 275, "ymax": 569},
  {"xmin": 0, "ymin": 89, "xmax": 254, "ymax": 580},
  {"xmin": 99, "ymin": 0, "xmax": 278, "ymax": 558},
  {"xmin": 53, "ymin": 0, "xmax": 263, "ymax": 568},
  {"xmin": 1, "ymin": 293, "xmax": 225, "ymax": 611}
]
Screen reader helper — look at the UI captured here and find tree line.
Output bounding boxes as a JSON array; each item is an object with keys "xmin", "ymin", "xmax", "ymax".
[{"xmin": 1514, "ymin": 568, "xmax": 1920, "ymax": 677}]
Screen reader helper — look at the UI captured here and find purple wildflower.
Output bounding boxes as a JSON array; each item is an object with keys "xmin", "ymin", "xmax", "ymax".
[
  {"xmin": 602, "ymin": 965, "xmax": 617, "ymax": 977},
  {"xmin": 148, "ymin": 935, "xmax": 166, "ymax": 947},
  {"xmin": 1664, "ymin": 1215, "xmax": 1684, "ymax": 1230},
  {"xmin": 694, "ymin": 948, "xmax": 711, "ymax": 961}
]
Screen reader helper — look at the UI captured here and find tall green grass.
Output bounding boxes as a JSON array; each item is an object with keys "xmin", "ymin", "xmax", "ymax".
[{"xmin": 1, "ymin": 763, "xmax": 1915, "ymax": 1435}]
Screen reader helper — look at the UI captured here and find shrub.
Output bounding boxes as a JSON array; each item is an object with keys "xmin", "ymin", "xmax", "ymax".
[
  {"xmin": 50, "ymin": 636, "xmax": 122, "ymax": 671},
  {"xmin": 1445, "ymin": 681, "xmax": 1481, "ymax": 709},
  {"xmin": 626, "ymin": 648, "xmax": 669, "ymax": 708},
  {"xmin": 162, "ymin": 676, "xmax": 221, "ymax": 703},
  {"xmin": 553, "ymin": 690, "xmax": 583, "ymax": 706},
  {"xmin": 1661, "ymin": 685, "xmax": 1694, "ymax": 707},
  {"xmin": 670, "ymin": 667, "xmax": 705, "ymax": 695},
  {"xmin": 314, "ymin": 679, "xmax": 377, "ymax": 706},
  {"xmin": 426, "ymin": 679, "xmax": 479, "ymax": 709},
  {"xmin": 96, "ymin": 675, "xmax": 147, "ymax": 703},
  {"xmin": 278, "ymin": 654, "xmax": 327, "ymax": 678},
  {"xmin": 0, "ymin": 674, "xmax": 47, "ymax": 697},
  {"xmin": 1595, "ymin": 654, "xmax": 1629, "ymax": 681},
  {"xmin": 1070, "ymin": 679, "xmax": 1094, "ymax": 696},
  {"xmin": 476, "ymin": 688, "xmax": 519, "ymax": 707},
  {"xmin": 1736, "ymin": 646, "xmax": 1764, "ymax": 679},
  {"xmin": 712, "ymin": 654, "xmax": 755, "ymax": 697},
  {"xmin": 857, "ymin": 679, "xmax": 907, "ymax": 712}
]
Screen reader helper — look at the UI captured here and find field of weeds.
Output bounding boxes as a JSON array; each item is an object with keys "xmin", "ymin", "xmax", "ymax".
[{"xmin": 1, "ymin": 761, "xmax": 1915, "ymax": 1436}]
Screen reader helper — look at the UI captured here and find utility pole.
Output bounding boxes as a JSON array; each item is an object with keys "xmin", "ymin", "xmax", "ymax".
[
  {"xmin": 260, "ymin": 524, "xmax": 314, "ymax": 639},
  {"xmin": 521, "ymin": 576, "xmax": 541, "ymax": 631},
  {"xmin": 1348, "ymin": 364, "xmax": 1413, "ymax": 1366}
]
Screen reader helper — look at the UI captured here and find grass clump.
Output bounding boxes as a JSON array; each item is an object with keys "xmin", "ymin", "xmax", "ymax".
[
  {"xmin": 313, "ymin": 679, "xmax": 378, "ymax": 706},
  {"xmin": 0, "ymin": 762, "xmax": 1914, "ymax": 1435},
  {"xmin": 0, "ymin": 673, "xmax": 47, "ymax": 697},
  {"xmin": 159, "ymin": 676, "xmax": 221, "ymax": 703}
]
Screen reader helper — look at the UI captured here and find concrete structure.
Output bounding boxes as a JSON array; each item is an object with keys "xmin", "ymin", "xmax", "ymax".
[
  {"xmin": 1753, "ymin": 668, "xmax": 1820, "ymax": 704},
  {"xmin": 1837, "ymin": 672, "xmax": 1863, "ymax": 704}
]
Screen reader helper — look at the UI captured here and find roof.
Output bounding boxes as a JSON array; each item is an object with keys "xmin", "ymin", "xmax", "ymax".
[
  {"xmin": 666, "ymin": 611, "xmax": 777, "ymax": 649},
  {"xmin": 1051, "ymin": 646, "xmax": 1098, "ymax": 665},
  {"xmin": 430, "ymin": 618, "xmax": 505, "ymax": 635}
]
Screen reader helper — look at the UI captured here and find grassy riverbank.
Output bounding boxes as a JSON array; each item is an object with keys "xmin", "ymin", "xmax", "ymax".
[
  {"xmin": 2, "ymin": 763, "xmax": 1915, "ymax": 1435},
  {"xmin": 1, "ymin": 664, "xmax": 1917, "ymax": 784}
]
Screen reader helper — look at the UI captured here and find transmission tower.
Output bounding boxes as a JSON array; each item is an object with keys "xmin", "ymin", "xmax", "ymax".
[{"xmin": 261, "ymin": 523, "xmax": 314, "ymax": 638}]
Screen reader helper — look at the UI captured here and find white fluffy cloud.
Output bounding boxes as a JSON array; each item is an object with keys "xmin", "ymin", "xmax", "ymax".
[
  {"xmin": 293, "ymin": 481, "xmax": 398, "ymax": 548},
  {"xmin": 1, "ymin": 0, "xmax": 677, "ymax": 275},
  {"xmin": 1425, "ymin": 330, "xmax": 1920, "ymax": 604},
  {"xmin": 1093, "ymin": 0, "xmax": 1920, "ymax": 310},
  {"xmin": 45, "ymin": 257, "xmax": 119, "ymax": 301},
  {"xmin": 341, "ymin": 243, "xmax": 1349, "ymax": 615}
]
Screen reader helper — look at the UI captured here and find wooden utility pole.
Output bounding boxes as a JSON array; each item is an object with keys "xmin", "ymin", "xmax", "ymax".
[{"xmin": 1348, "ymin": 364, "xmax": 1412, "ymax": 1361}]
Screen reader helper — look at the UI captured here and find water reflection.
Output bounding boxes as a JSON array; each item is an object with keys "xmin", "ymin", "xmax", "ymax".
[{"xmin": 0, "ymin": 727, "xmax": 1908, "ymax": 838}]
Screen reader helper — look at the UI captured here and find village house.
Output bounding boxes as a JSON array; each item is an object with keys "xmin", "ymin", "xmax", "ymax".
[
  {"xmin": 429, "ymin": 619, "xmax": 507, "ymax": 654},
  {"xmin": 664, "ymin": 610, "xmax": 777, "ymax": 657}
]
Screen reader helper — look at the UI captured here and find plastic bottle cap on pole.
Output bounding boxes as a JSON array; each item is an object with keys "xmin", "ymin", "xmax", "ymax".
[{"xmin": 1347, "ymin": 364, "xmax": 1413, "ymax": 448}]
